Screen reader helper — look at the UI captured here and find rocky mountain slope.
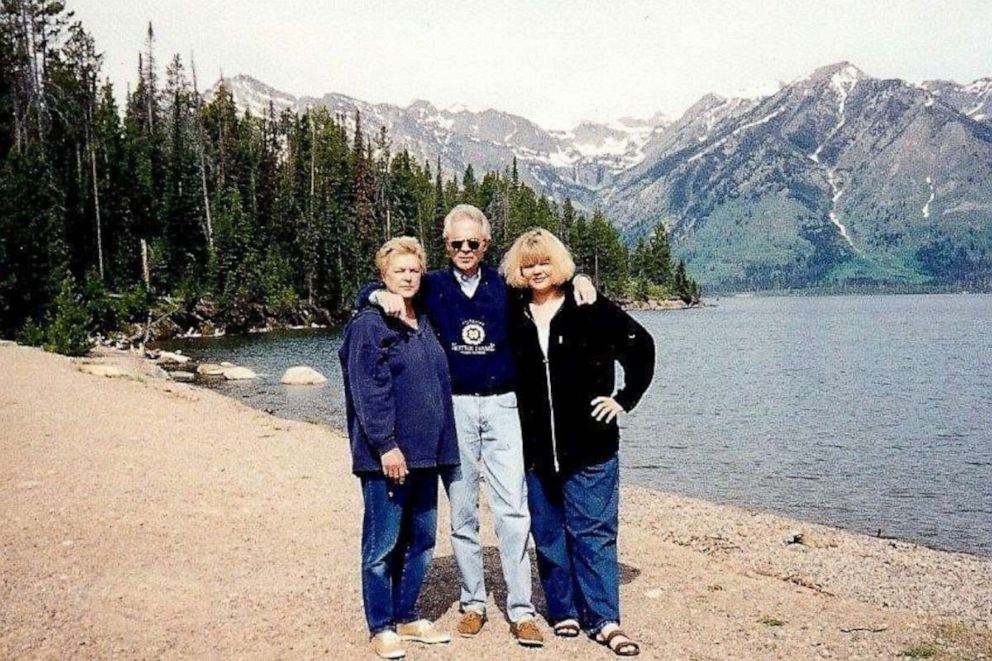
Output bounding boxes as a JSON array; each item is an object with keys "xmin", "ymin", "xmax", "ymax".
[
  {"xmin": 212, "ymin": 64, "xmax": 992, "ymax": 290},
  {"xmin": 211, "ymin": 74, "xmax": 667, "ymax": 208},
  {"xmin": 603, "ymin": 63, "xmax": 992, "ymax": 289}
]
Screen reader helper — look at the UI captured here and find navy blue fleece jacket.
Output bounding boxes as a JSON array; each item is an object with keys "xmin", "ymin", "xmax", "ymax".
[{"xmin": 338, "ymin": 308, "xmax": 459, "ymax": 475}]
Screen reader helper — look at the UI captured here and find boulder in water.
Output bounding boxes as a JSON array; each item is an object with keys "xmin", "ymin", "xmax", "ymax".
[
  {"xmin": 280, "ymin": 366, "xmax": 327, "ymax": 386},
  {"xmin": 197, "ymin": 363, "xmax": 226, "ymax": 376},
  {"xmin": 222, "ymin": 366, "xmax": 257, "ymax": 380}
]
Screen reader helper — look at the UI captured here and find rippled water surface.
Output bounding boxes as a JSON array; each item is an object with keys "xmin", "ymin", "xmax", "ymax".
[{"xmin": 164, "ymin": 294, "xmax": 992, "ymax": 555}]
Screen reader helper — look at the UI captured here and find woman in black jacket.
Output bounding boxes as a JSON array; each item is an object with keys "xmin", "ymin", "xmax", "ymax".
[{"xmin": 500, "ymin": 229, "xmax": 655, "ymax": 657}]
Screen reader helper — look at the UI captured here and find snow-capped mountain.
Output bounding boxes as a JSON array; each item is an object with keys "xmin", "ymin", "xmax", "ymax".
[
  {"xmin": 604, "ymin": 62, "xmax": 992, "ymax": 289},
  {"xmin": 211, "ymin": 64, "xmax": 992, "ymax": 290},
  {"xmin": 210, "ymin": 74, "xmax": 667, "ymax": 206},
  {"xmin": 920, "ymin": 77, "xmax": 992, "ymax": 123}
]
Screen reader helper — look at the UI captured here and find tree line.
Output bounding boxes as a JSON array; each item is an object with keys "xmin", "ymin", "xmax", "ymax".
[{"xmin": 0, "ymin": 1, "xmax": 699, "ymax": 353}]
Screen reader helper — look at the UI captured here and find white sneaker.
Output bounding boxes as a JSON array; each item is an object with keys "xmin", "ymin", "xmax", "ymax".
[
  {"xmin": 396, "ymin": 619, "xmax": 452, "ymax": 644},
  {"xmin": 371, "ymin": 630, "xmax": 406, "ymax": 659}
]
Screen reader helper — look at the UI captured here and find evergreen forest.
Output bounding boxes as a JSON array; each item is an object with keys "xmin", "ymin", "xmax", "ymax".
[{"xmin": 0, "ymin": 1, "xmax": 699, "ymax": 355}]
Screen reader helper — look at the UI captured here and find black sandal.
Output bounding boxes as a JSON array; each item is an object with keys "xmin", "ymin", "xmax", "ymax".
[
  {"xmin": 553, "ymin": 619, "xmax": 580, "ymax": 638},
  {"xmin": 598, "ymin": 628, "xmax": 640, "ymax": 656}
]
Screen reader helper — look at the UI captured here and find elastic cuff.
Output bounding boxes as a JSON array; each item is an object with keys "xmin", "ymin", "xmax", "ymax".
[
  {"xmin": 613, "ymin": 393, "xmax": 635, "ymax": 412},
  {"xmin": 374, "ymin": 439, "xmax": 399, "ymax": 455}
]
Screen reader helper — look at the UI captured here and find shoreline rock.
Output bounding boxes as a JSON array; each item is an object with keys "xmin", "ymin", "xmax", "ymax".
[{"xmin": 622, "ymin": 297, "xmax": 704, "ymax": 311}]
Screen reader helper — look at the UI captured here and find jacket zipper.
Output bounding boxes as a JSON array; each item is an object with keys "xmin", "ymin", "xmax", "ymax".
[
  {"xmin": 543, "ymin": 355, "xmax": 560, "ymax": 473},
  {"xmin": 526, "ymin": 305, "xmax": 561, "ymax": 472}
]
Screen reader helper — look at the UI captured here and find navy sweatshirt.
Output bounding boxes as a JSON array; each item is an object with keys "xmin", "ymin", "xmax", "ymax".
[
  {"xmin": 338, "ymin": 308, "xmax": 460, "ymax": 475},
  {"xmin": 357, "ymin": 265, "xmax": 516, "ymax": 395}
]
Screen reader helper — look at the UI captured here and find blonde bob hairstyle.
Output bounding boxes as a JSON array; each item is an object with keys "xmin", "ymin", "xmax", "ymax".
[
  {"xmin": 375, "ymin": 236, "xmax": 427, "ymax": 278},
  {"xmin": 500, "ymin": 228, "xmax": 576, "ymax": 289}
]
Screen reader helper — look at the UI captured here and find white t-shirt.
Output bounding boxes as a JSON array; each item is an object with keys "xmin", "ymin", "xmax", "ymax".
[{"xmin": 530, "ymin": 297, "xmax": 565, "ymax": 358}]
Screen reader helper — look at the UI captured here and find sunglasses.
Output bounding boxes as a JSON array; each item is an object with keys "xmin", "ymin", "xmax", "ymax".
[{"xmin": 449, "ymin": 239, "xmax": 483, "ymax": 252}]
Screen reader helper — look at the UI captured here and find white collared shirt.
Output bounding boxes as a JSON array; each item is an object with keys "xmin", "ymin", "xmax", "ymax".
[{"xmin": 455, "ymin": 268, "xmax": 481, "ymax": 298}]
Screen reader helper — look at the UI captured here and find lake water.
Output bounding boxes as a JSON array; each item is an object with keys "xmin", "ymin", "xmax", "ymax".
[{"xmin": 162, "ymin": 294, "xmax": 992, "ymax": 556}]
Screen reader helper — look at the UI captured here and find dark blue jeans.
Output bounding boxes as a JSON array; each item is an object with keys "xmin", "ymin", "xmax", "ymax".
[
  {"xmin": 526, "ymin": 455, "xmax": 620, "ymax": 633},
  {"xmin": 360, "ymin": 469, "xmax": 439, "ymax": 635}
]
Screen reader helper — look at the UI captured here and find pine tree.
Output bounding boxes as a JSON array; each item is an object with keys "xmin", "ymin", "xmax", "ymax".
[
  {"xmin": 642, "ymin": 223, "xmax": 673, "ymax": 289},
  {"xmin": 461, "ymin": 163, "xmax": 477, "ymax": 206},
  {"xmin": 161, "ymin": 54, "xmax": 205, "ymax": 289},
  {"xmin": 559, "ymin": 197, "xmax": 576, "ymax": 246},
  {"xmin": 430, "ymin": 157, "xmax": 446, "ymax": 267},
  {"xmin": 674, "ymin": 259, "xmax": 691, "ymax": 304},
  {"xmin": 351, "ymin": 112, "xmax": 377, "ymax": 286},
  {"xmin": 44, "ymin": 273, "xmax": 93, "ymax": 356}
]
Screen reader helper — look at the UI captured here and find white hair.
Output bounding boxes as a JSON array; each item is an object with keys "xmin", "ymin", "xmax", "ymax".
[{"xmin": 442, "ymin": 204, "xmax": 492, "ymax": 240}]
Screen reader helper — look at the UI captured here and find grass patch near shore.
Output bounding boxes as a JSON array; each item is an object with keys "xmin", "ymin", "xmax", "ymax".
[
  {"xmin": 933, "ymin": 622, "xmax": 992, "ymax": 659},
  {"xmin": 898, "ymin": 642, "xmax": 941, "ymax": 658},
  {"xmin": 759, "ymin": 616, "xmax": 786, "ymax": 627}
]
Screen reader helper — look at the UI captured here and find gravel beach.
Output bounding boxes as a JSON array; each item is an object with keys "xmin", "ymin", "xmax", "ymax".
[{"xmin": 1, "ymin": 343, "xmax": 989, "ymax": 659}]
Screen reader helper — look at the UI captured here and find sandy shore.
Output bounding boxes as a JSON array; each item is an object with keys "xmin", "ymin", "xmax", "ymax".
[{"xmin": 1, "ymin": 343, "xmax": 989, "ymax": 659}]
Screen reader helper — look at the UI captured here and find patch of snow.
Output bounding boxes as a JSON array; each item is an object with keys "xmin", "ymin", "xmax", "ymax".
[
  {"xmin": 543, "ymin": 149, "xmax": 578, "ymax": 168},
  {"xmin": 964, "ymin": 78, "xmax": 992, "ymax": 94},
  {"xmin": 923, "ymin": 176, "xmax": 935, "ymax": 219},
  {"xmin": 809, "ymin": 73, "xmax": 857, "ymax": 162},
  {"xmin": 825, "ymin": 169, "xmax": 859, "ymax": 253},
  {"xmin": 572, "ymin": 136, "xmax": 634, "ymax": 158},
  {"xmin": 964, "ymin": 100, "xmax": 987, "ymax": 117},
  {"xmin": 688, "ymin": 107, "xmax": 784, "ymax": 163}
]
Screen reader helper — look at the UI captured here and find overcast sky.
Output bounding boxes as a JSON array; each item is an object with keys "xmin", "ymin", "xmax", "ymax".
[{"xmin": 72, "ymin": 0, "xmax": 992, "ymax": 130}]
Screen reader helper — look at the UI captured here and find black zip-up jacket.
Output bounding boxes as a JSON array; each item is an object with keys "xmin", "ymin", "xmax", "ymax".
[{"xmin": 508, "ymin": 286, "xmax": 655, "ymax": 474}]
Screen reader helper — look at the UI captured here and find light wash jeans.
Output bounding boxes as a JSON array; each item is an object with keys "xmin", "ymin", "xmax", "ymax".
[{"xmin": 441, "ymin": 392, "xmax": 536, "ymax": 623}]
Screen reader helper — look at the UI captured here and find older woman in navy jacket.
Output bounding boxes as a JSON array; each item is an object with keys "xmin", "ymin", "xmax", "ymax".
[
  {"xmin": 339, "ymin": 237, "xmax": 459, "ymax": 659},
  {"xmin": 501, "ymin": 229, "xmax": 655, "ymax": 657}
]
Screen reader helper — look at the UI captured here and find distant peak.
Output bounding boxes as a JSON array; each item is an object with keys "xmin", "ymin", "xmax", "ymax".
[
  {"xmin": 807, "ymin": 61, "xmax": 867, "ymax": 82},
  {"xmin": 408, "ymin": 99, "xmax": 438, "ymax": 114},
  {"xmin": 616, "ymin": 111, "xmax": 670, "ymax": 128},
  {"xmin": 214, "ymin": 74, "xmax": 296, "ymax": 100}
]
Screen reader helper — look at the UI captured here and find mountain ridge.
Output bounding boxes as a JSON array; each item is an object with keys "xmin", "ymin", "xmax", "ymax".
[{"xmin": 210, "ymin": 65, "xmax": 992, "ymax": 290}]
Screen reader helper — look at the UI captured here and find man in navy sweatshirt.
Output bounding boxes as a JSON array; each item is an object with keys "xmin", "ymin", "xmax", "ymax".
[{"xmin": 363, "ymin": 204, "xmax": 595, "ymax": 647}]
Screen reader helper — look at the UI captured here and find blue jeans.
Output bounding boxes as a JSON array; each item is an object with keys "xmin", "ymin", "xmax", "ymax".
[
  {"xmin": 441, "ymin": 392, "xmax": 535, "ymax": 623},
  {"xmin": 360, "ymin": 470, "xmax": 439, "ymax": 635},
  {"xmin": 526, "ymin": 455, "xmax": 620, "ymax": 633}
]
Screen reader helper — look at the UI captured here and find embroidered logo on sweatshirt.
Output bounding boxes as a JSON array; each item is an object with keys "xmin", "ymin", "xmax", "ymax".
[
  {"xmin": 462, "ymin": 322, "xmax": 485, "ymax": 345},
  {"xmin": 451, "ymin": 319, "xmax": 496, "ymax": 355}
]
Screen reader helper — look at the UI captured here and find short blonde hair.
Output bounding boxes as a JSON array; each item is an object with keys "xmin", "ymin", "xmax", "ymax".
[
  {"xmin": 375, "ymin": 236, "xmax": 427, "ymax": 277},
  {"xmin": 500, "ymin": 228, "xmax": 576, "ymax": 289},
  {"xmin": 443, "ymin": 204, "xmax": 492, "ymax": 240}
]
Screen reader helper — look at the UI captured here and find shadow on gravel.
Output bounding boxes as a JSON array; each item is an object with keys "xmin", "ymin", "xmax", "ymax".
[{"xmin": 419, "ymin": 546, "xmax": 641, "ymax": 623}]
